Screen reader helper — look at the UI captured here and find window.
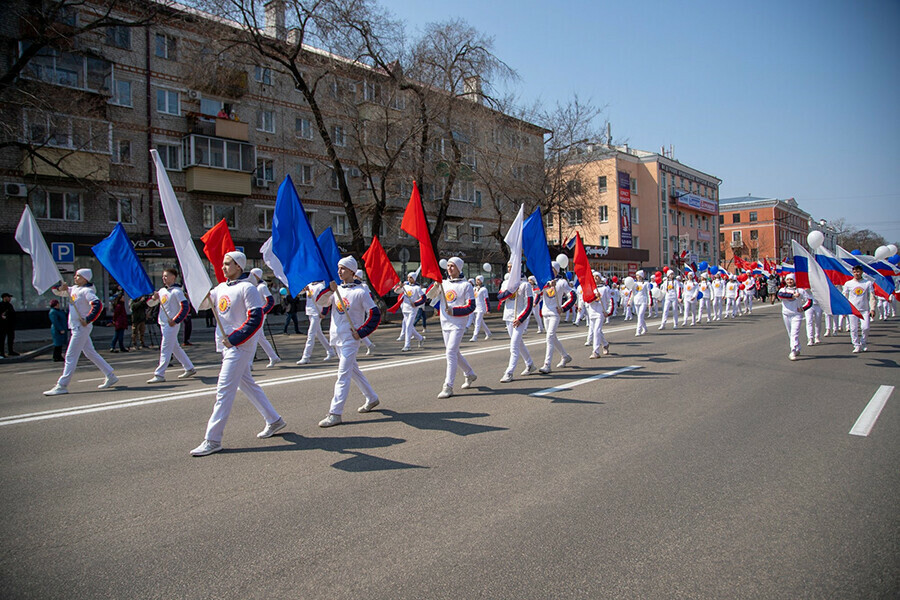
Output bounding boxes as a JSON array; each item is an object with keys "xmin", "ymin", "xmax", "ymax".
[
  {"xmin": 203, "ymin": 204, "xmax": 236, "ymax": 228},
  {"xmin": 297, "ymin": 164, "xmax": 313, "ymax": 186},
  {"xmin": 750, "ymin": 229, "xmax": 759, "ymax": 240},
  {"xmin": 109, "ymin": 197, "xmax": 135, "ymax": 224},
  {"xmin": 546, "ymin": 212, "xmax": 554, "ymax": 228},
  {"xmin": 32, "ymin": 192, "xmax": 82, "ymax": 221},
  {"xmin": 444, "ymin": 223, "xmax": 459, "ymax": 241},
  {"xmin": 632, "ymin": 207, "xmax": 639, "ymax": 224},
  {"xmin": 749, "ymin": 211, "xmax": 758, "ymax": 222},
  {"xmin": 732, "ymin": 231, "xmax": 742, "ymax": 242},
  {"xmin": 719, "ymin": 233, "xmax": 725, "ymax": 243},
  {"xmin": 732, "ymin": 214, "xmax": 741, "ymax": 223},
  {"xmin": 254, "ymin": 66, "xmax": 272, "ymax": 85},
  {"xmin": 257, "ymin": 206, "xmax": 275, "ymax": 231},
  {"xmin": 690, "ymin": 214, "xmax": 694, "ymax": 228},
  {"xmin": 703, "ymin": 242, "xmax": 709, "ymax": 254},
  {"xmin": 156, "ymin": 89, "xmax": 179, "ymax": 115},
  {"xmin": 600, "ymin": 235, "xmax": 609, "ymax": 247},
  {"xmin": 333, "ymin": 213, "xmax": 349, "ymax": 235},
  {"xmin": 154, "ymin": 33, "xmax": 176, "ymax": 60},
  {"xmin": 511, "ymin": 165, "xmax": 524, "ymax": 181},
  {"xmin": 330, "ymin": 169, "xmax": 340, "ymax": 189},
  {"xmin": 113, "ymin": 139, "xmax": 132, "ymax": 164},
  {"xmin": 598, "ymin": 175, "xmax": 607, "ymax": 192},
  {"xmin": 25, "ymin": 110, "xmax": 112, "ymax": 154},
  {"xmin": 389, "ymin": 92, "xmax": 406, "ymax": 111},
  {"xmin": 106, "ymin": 25, "xmax": 131, "ymax": 49},
  {"xmin": 182, "ymin": 135, "xmax": 254, "ymax": 172},
  {"xmin": 719, "ymin": 214, "xmax": 724, "ymax": 225},
  {"xmin": 474, "ymin": 190, "xmax": 482, "ymax": 208},
  {"xmin": 110, "ymin": 79, "xmax": 132, "ymax": 107},
  {"xmin": 305, "ymin": 210, "xmax": 317, "ymax": 229},
  {"xmin": 156, "ymin": 143, "xmax": 180, "ymax": 170},
  {"xmin": 364, "ymin": 81, "xmax": 381, "ymax": 102},
  {"xmin": 598, "ymin": 205, "xmax": 609, "ymax": 222},
  {"xmin": 256, "ymin": 158, "xmax": 275, "ymax": 185},
  {"xmin": 471, "ymin": 224, "xmax": 483, "ymax": 244},
  {"xmin": 256, "ymin": 110, "xmax": 275, "ymax": 133},
  {"xmin": 565, "ymin": 209, "xmax": 583, "ymax": 226},
  {"xmin": 362, "ymin": 219, "xmax": 385, "ymax": 238},
  {"xmin": 19, "ymin": 43, "xmax": 112, "ymax": 93},
  {"xmin": 448, "ymin": 180, "xmax": 477, "ymax": 203},
  {"xmin": 333, "ymin": 125, "xmax": 346, "ymax": 147},
  {"xmin": 681, "ymin": 214, "xmax": 686, "ymax": 227},
  {"xmin": 630, "ymin": 178, "xmax": 637, "ymax": 193},
  {"xmin": 295, "ymin": 117, "xmax": 313, "ymax": 139},
  {"xmin": 633, "ymin": 236, "xmax": 640, "ymax": 248}
]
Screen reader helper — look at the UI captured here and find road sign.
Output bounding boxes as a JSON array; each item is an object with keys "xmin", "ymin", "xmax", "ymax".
[{"xmin": 51, "ymin": 242, "xmax": 74, "ymax": 263}]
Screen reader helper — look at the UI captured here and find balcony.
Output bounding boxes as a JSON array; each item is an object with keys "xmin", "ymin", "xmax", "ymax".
[
  {"xmin": 730, "ymin": 239, "xmax": 743, "ymax": 249},
  {"xmin": 182, "ymin": 133, "xmax": 254, "ymax": 196},
  {"xmin": 185, "ymin": 167, "xmax": 251, "ymax": 196},
  {"xmin": 22, "ymin": 147, "xmax": 110, "ymax": 181},
  {"xmin": 187, "ymin": 114, "xmax": 249, "ymax": 142}
]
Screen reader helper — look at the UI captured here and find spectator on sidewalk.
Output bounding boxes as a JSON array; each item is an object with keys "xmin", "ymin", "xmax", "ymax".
[
  {"xmin": 0, "ymin": 292, "xmax": 19, "ymax": 357},
  {"xmin": 49, "ymin": 299, "xmax": 67, "ymax": 361},
  {"xmin": 109, "ymin": 294, "xmax": 129, "ymax": 353},
  {"xmin": 130, "ymin": 295, "xmax": 150, "ymax": 349},
  {"xmin": 283, "ymin": 292, "xmax": 301, "ymax": 334}
]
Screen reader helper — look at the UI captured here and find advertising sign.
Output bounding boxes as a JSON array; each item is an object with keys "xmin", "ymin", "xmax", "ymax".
[{"xmin": 618, "ymin": 171, "xmax": 632, "ymax": 248}]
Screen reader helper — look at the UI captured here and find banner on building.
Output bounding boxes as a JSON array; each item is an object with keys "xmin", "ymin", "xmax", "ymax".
[{"xmin": 618, "ymin": 171, "xmax": 632, "ymax": 248}]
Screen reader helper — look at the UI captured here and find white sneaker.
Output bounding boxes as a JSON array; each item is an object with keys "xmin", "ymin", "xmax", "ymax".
[
  {"xmin": 146, "ymin": 375, "xmax": 166, "ymax": 384},
  {"xmin": 852, "ymin": 347, "xmax": 861, "ymax": 353},
  {"xmin": 789, "ymin": 351, "xmax": 797, "ymax": 361},
  {"xmin": 323, "ymin": 353, "xmax": 336, "ymax": 362},
  {"xmin": 485, "ymin": 334, "xmax": 492, "ymax": 340},
  {"xmin": 400, "ymin": 346, "xmax": 411, "ymax": 352},
  {"xmin": 296, "ymin": 357, "xmax": 310, "ymax": 365},
  {"xmin": 658, "ymin": 325, "xmax": 665, "ymax": 330},
  {"xmin": 538, "ymin": 365, "xmax": 551, "ymax": 374},
  {"xmin": 366, "ymin": 344, "xmax": 375, "ymax": 356},
  {"xmin": 396, "ymin": 336, "xmax": 404, "ymax": 342},
  {"xmin": 266, "ymin": 357, "xmax": 281, "ymax": 368},
  {"xmin": 584, "ymin": 341, "xmax": 591, "ymax": 346},
  {"xmin": 521, "ymin": 364, "xmax": 537, "ymax": 376},
  {"xmin": 556, "ymin": 355, "xmax": 572, "ymax": 368},
  {"xmin": 318, "ymin": 413, "xmax": 342, "ymax": 427},
  {"xmin": 469, "ymin": 337, "xmax": 477, "ymax": 342},
  {"xmin": 437, "ymin": 384, "xmax": 453, "ymax": 399},
  {"xmin": 461, "ymin": 373, "xmax": 477, "ymax": 389},
  {"xmin": 417, "ymin": 337, "xmax": 426, "ymax": 348},
  {"xmin": 589, "ymin": 352, "xmax": 600, "ymax": 359},
  {"xmin": 500, "ymin": 373, "xmax": 514, "ymax": 383},
  {"xmin": 178, "ymin": 368, "xmax": 197, "ymax": 379},
  {"xmin": 98, "ymin": 373, "xmax": 119, "ymax": 389},
  {"xmin": 358, "ymin": 398, "xmax": 380, "ymax": 413},
  {"xmin": 190, "ymin": 440, "xmax": 222, "ymax": 457},
  {"xmin": 602, "ymin": 345, "xmax": 610, "ymax": 356},
  {"xmin": 43, "ymin": 384, "xmax": 68, "ymax": 396},
  {"xmin": 823, "ymin": 331, "xmax": 830, "ymax": 337},
  {"xmin": 257, "ymin": 418, "xmax": 286, "ymax": 438}
]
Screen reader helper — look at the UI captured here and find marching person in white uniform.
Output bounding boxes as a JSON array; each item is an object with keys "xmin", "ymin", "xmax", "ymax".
[
  {"xmin": 397, "ymin": 272, "xmax": 426, "ymax": 351},
  {"xmin": 697, "ymin": 273, "xmax": 712, "ymax": 323},
  {"xmin": 190, "ymin": 252, "xmax": 285, "ymax": 456},
  {"xmin": 658, "ymin": 270, "xmax": 682, "ymax": 330},
  {"xmin": 743, "ymin": 275, "xmax": 756, "ymax": 314},
  {"xmin": 632, "ymin": 270, "xmax": 651, "ymax": 336},
  {"xmin": 297, "ymin": 280, "xmax": 336, "ymax": 364},
  {"xmin": 432, "ymin": 257, "xmax": 478, "ymax": 398},
  {"xmin": 842, "ymin": 265, "xmax": 877, "ymax": 353},
  {"xmin": 681, "ymin": 271, "xmax": 699, "ymax": 326},
  {"xmin": 526, "ymin": 276, "xmax": 544, "ymax": 333},
  {"xmin": 777, "ymin": 274, "xmax": 811, "ymax": 361},
  {"xmin": 355, "ymin": 269, "xmax": 377, "ymax": 356},
  {"xmin": 498, "ymin": 263, "xmax": 537, "ymax": 383},
  {"xmin": 249, "ymin": 268, "xmax": 281, "ymax": 368},
  {"xmin": 586, "ymin": 273, "xmax": 614, "ymax": 358},
  {"xmin": 315, "ymin": 257, "xmax": 382, "ymax": 427},
  {"xmin": 712, "ymin": 274, "xmax": 726, "ymax": 320},
  {"xmin": 146, "ymin": 267, "xmax": 196, "ymax": 383},
  {"xmin": 804, "ymin": 294, "xmax": 823, "ymax": 346},
  {"xmin": 621, "ymin": 284, "xmax": 633, "ymax": 321},
  {"xmin": 44, "ymin": 269, "xmax": 118, "ymax": 395},
  {"xmin": 469, "ymin": 275, "xmax": 493, "ymax": 341},
  {"xmin": 539, "ymin": 261, "xmax": 575, "ymax": 373},
  {"xmin": 724, "ymin": 275, "xmax": 740, "ymax": 319}
]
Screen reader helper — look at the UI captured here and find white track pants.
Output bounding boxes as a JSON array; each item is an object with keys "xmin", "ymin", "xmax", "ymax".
[
  {"xmin": 57, "ymin": 324, "xmax": 113, "ymax": 387},
  {"xmin": 155, "ymin": 322, "xmax": 194, "ymax": 377},
  {"xmin": 849, "ymin": 313, "xmax": 871, "ymax": 350},
  {"xmin": 204, "ymin": 344, "xmax": 280, "ymax": 443},
  {"xmin": 634, "ymin": 302, "xmax": 648, "ymax": 334},
  {"xmin": 661, "ymin": 298, "xmax": 678, "ymax": 328},
  {"xmin": 442, "ymin": 326, "xmax": 474, "ymax": 387},
  {"xmin": 328, "ymin": 340, "xmax": 377, "ymax": 415},
  {"xmin": 470, "ymin": 311, "xmax": 492, "ymax": 340},
  {"xmin": 401, "ymin": 310, "xmax": 424, "ymax": 347},
  {"xmin": 504, "ymin": 320, "xmax": 533, "ymax": 377},
  {"xmin": 589, "ymin": 316, "xmax": 607, "ymax": 354},
  {"xmin": 542, "ymin": 314, "xmax": 569, "ymax": 367},
  {"xmin": 805, "ymin": 305, "xmax": 823, "ymax": 344},
  {"xmin": 782, "ymin": 313, "xmax": 803, "ymax": 354},
  {"xmin": 302, "ymin": 314, "xmax": 333, "ymax": 360}
]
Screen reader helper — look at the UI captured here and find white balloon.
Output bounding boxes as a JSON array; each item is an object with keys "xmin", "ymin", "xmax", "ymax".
[
  {"xmin": 887, "ymin": 244, "xmax": 898, "ymax": 256},
  {"xmin": 874, "ymin": 245, "xmax": 891, "ymax": 261},
  {"xmin": 556, "ymin": 253, "xmax": 569, "ymax": 269},
  {"xmin": 482, "ymin": 262, "xmax": 492, "ymax": 273},
  {"xmin": 503, "ymin": 273, "xmax": 510, "ymax": 281},
  {"xmin": 623, "ymin": 276, "xmax": 636, "ymax": 290},
  {"xmin": 439, "ymin": 258, "xmax": 448, "ymax": 270},
  {"xmin": 807, "ymin": 230, "xmax": 825, "ymax": 250}
]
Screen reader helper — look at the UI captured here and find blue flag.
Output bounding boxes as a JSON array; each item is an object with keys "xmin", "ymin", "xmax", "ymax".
[
  {"xmin": 91, "ymin": 223, "xmax": 154, "ymax": 298},
  {"xmin": 316, "ymin": 227, "xmax": 341, "ymax": 282},
  {"xmin": 272, "ymin": 176, "xmax": 332, "ymax": 293},
  {"xmin": 522, "ymin": 208, "xmax": 554, "ymax": 288}
]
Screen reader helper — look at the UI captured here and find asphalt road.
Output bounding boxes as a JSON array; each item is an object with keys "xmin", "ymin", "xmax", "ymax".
[{"xmin": 1, "ymin": 305, "xmax": 897, "ymax": 599}]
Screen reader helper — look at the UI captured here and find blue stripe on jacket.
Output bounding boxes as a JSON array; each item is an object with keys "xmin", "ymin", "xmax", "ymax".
[
  {"xmin": 357, "ymin": 306, "xmax": 381, "ymax": 339},
  {"xmin": 228, "ymin": 307, "xmax": 262, "ymax": 346}
]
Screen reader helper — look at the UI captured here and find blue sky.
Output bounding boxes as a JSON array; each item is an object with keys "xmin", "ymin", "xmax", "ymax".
[{"xmin": 381, "ymin": 0, "xmax": 900, "ymax": 243}]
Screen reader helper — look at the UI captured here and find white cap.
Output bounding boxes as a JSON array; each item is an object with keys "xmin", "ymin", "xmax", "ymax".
[
  {"xmin": 448, "ymin": 257, "xmax": 464, "ymax": 272},
  {"xmin": 475, "ymin": 275, "xmax": 484, "ymax": 283},
  {"xmin": 225, "ymin": 251, "xmax": 247, "ymax": 270},
  {"xmin": 250, "ymin": 268, "xmax": 263, "ymax": 282},
  {"xmin": 551, "ymin": 261, "xmax": 560, "ymax": 273},
  {"xmin": 76, "ymin": 268, "xmax": 93, "ymax": 282},
  {"xmin": 338, "ymin": 256, "xmax": 358, "ymax": 272},
  {"xmin": 636, "ymin": 270, "xmax": 645, "ymax": 278},
  {"xmin": 407, "ymin": 272, "xmax": 417, "ymax": 281},
  {"xmin": 355, "ymin": 269, "xmax": 364, "ymax": 279}
]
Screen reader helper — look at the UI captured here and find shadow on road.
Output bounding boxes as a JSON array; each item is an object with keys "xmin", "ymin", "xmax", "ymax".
[{"xmin": 372, "ymin": 408, "xmax": 509, "ymax": 437}]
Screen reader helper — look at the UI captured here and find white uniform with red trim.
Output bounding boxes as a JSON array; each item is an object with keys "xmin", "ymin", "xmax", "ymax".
[
  {"xmin": 681, "ymin": 278, "xmax": 699, "ymax": 326},
  {"xmin": 586, "ymin": 283, "xmax": 613, "ymax": 354},
  {"xmin": 253, "ymin": 280, "xmax": 279, "ymax": 363},
  {"xmin": 469, "ymin": 285, "xmax": 492, "ymax": 341},
  {"xmin": 203, "ymin": 276, "xmax": 281, "ymax": 444},
  {"xmin": 778, "ymin": 285, "xmax": 811, "ymax": 355},
  {"xmin": 697, "ymin": 278, "xmax": 712, "ymax": 322},
  {"xmin": 724, "ymin": 279, "xmax": 740, "ymax": 318},
  {"xmin": 437, "ymin": 279, "xmax": 477, "ymax": 388},
  {"xmin": 712, "ymin": 277, "xmax": 726, "ymax": 320},
  {"xmin": 540, "ymin": 276, "xmax": 574, "ymax": 370},
  {"xmin": 843, "ymin": 278, "xmax": 876, "ymax": 351},
  {"xmin": 399, "ymin": 281, "xmax": 426, "ymax": 348},
  {"xmin": 659, "ymin": 277, "xmax": 681, "ymax": 329},
  {"xmin": 499, "ymin": 279, "xmax": 535, "ymax": 380},
  {"xmin": 52, "ymin": 283, "xmax": 114, "ymax": 387},
  {"xmin": 301, "ymin": 281, "xmax": 335, "ymax": 362},
  {"xmin": 149, "ymin": 284, "xmax": 194, "ymax": 378}
]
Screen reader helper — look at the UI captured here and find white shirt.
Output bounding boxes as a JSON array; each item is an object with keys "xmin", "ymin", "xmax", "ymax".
[
  {"xmin": 473, "ymin": 286, "xmax": 490, "ymax": 313},
  {"xmin": 541, "ymin": 277, "xmax": 573, "ymax": 316},
  {"xmin": 151, "ymin": 285, "xmax": 189, "ymax": 325},
  {"xmin": 843, "ymin": 278, "xmax": 875, "ymax": 312},
  {"xmin": 500, "ymin": 280, "xmax": 534, "ymax": 322},
  {"xmin": 210, "ymin": 275, "xmax": 264, "ymax": 351},
  {"xmin": 437, "ymin": 279, "xmax": 475, "ymax": 329},
  {"xmin": 400, "ymin": 282, "xmax": 425, "ymax": 314},
  {"xmin": 53, "ymin": 284, "xmax": 103, "ymax": 329},
  {"xmin": 305, "ymin": 282, "xmax": 327, "ymax": 316},
  {"xmin": 316, "ymin": 282, "xmax": 379, "ymax": 344},
  {"xmin": 632, "ymin": 280, "xmax": 650, "ymax": 305}
]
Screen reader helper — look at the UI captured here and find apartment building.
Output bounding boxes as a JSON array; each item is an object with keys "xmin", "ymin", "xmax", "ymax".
[
  {"xmin": 0, "ymin": 0, "xmax": 547, "ymax": 320},
  {"xmin": 558, "ymin": 144, "xmax": 720, "ymax": 278},
  {"xmin": 718, "ymin": 196, "xmax": 814, "ymax": 266}
]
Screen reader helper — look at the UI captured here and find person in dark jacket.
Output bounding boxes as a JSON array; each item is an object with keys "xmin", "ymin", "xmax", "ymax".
[
  {"xmin": 109, "ymin": 294, "xmax": 129, "ymax": 352},
  {"xmin": 49, "ymin": 299, "xmax": 68, "ymax": 361},
  {"xmin": 0, "ymin": 292, "xmax": 19, "ymax": 357},
  {"xmin": 130, "ymin": 295, "xmax": 150, "ymax": 349}
]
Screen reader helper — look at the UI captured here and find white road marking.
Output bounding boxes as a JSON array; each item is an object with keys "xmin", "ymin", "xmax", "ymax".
[
  {"xmin": 77, "ymin": 363, "xmax": 219, "ymax": 383},
  {"xmin": 1, "ymin": 306, "xmax": 778, "ymax": 427},
  {"xmin": 849, "ymin": 385, "xmax": 893, "ymax": 437},
  {"xmin": 530, "ymin": 365, "xmax": 642, "ymax": 397}
]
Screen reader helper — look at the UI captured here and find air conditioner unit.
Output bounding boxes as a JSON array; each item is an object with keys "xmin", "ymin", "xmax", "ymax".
[
  {"xmin": 255, "ymin": 178, "xmax": 269, "ymax": 188},
  {"xmin": 188, "ymin": 90, "xmax": 201, "ymax": 100},
  {"xmin": 348, "ymin": 167, "xmax": 361, "ymax": 178},
  {"xmin": 5, "ymin": 183, "xmax": 27, "ymax": 198}
]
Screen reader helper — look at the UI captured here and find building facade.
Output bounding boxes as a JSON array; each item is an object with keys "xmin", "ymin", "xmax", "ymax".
[
  {"xmin": 557, "ymin": 144, "xmax": 721, "ymax": 278},
  {"xmin": 718, "ymin": 196, "xmax": 816, "ymax": 266},
  {"xmin": 0, "ymin": 0, "xmax": 547, "ymax": 320}
]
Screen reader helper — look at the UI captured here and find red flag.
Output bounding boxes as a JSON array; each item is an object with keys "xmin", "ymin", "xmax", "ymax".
[
  {"xmin": 401, "ymin": 181, "xmax": 442, "ymax": 283},
  {"xmin": 572, "ymin": 233, "xmax": 598, "ymax": 303},
  {"xmin": 200, "ymin": 218, "xmax": 235, "ymax": 283},
  {"xmin": 361, "ymin": 234, "xmax": 400, "ymax": 296}
]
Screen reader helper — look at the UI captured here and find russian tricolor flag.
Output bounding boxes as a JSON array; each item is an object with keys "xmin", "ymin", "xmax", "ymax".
[
  {"xmin": 836, "ymin": 246, "xmax": 894, "ymax": 298},
  {"xmin": 792, "ymin": 241, "xmax": 861, "ymax": 317},
  {"xmin": 814, "ymin": 246, "xmax": 853, "ymax": 286}
]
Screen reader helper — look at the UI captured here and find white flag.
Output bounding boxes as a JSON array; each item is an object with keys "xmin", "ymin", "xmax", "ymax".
[
  {"xmin": 503, "ymin": 204, "xmax": 525, "ymax": 291},
  {"xmin": 261, "ymin": 236, "xmax": 288, "ymax": 288},
  {"xmin": 150, "ymin": 150, "xmax": 212, "ymax": 312},
  {"xmin": 15, "ymin": 205, "xmax": 62, "ymax": 293}
]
